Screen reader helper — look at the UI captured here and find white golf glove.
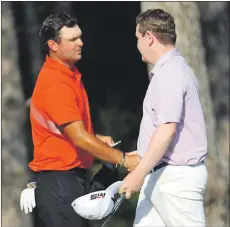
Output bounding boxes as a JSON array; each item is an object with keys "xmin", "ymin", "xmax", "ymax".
[{"xmin": 20, "ymin": 182, "xmax": 36, "ymax": 214}]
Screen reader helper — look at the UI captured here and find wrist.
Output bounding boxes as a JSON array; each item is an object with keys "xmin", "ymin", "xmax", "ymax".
[
  {"xmin": 123, "ymin": 154, "xmax": 130, "ymax": 169},
  {"xmin": 119, "ymin": 152, "xmax": 126, "ymax": 168},
  {"xmin": 135, "ymin": 163, "xmax": 150, "ymax": 177}
]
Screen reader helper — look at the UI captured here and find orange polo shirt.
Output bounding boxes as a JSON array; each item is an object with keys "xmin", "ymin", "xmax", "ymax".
[{"xmin": 29, "ymin": 56, "xmax": 94, "ymax": 171}]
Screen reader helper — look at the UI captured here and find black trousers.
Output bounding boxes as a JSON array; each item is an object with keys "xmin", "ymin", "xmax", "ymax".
[{"xmin": 33, "ymin": 165, "xmax": 119, "ymax": 227}]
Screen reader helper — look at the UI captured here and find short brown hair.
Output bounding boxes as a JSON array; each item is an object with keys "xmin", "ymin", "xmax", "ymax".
[{"xmin": 136, "ymin": 9, "xmax": 176, "ymax": 45}]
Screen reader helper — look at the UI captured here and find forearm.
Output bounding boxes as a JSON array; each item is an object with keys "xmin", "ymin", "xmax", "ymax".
[
  {"xmin": 74, "ymin": 130, "xmax": 123, "ymax": 165},
  {"xmin": 63, "ymin": 124, "xmax": 122, "ymax": 165},
  {"xmin": 135, "ymin": 124, "xmax": 176, "ymax": 177},
  {"xmin": 63, "ymin": 121, "xmax": 140, "ymax": 169}
]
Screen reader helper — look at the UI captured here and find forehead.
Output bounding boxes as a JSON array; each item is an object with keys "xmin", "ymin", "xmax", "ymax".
[{"xmin": 59, "ymin": 25, "xmax": 81, "ymax": 39}]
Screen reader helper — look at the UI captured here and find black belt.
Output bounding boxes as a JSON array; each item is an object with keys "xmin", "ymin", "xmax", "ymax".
[
  {"xmin": 153, "ymin": 162, "xmax": 169, "ymax": 172},
  {"xmin": 150, "ymin": 161, "xmax": 204, "ymax": 173}
]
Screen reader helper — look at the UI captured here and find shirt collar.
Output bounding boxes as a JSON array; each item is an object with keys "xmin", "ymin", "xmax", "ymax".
[
  {"xmin": 149, "ymin": 48, "xmax": 180, "ymax": 78},
  {"xmin": 45, "ymin": 55, "xmax": 81, "ymax": 80}
]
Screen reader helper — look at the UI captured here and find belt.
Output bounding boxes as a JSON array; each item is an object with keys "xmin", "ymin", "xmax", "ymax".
[
  {"xmin": 153, "ymin": 162, "xmax": 169, "ymax": 173},
  {"xmin": 150, "ymin": 161, "xmax": 204, "ymax": 173}
]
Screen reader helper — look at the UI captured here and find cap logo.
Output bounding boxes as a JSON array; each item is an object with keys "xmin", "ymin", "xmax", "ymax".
[{"xmin": 90, "ymin": 192, "xmax": 106, "ymax": 200}]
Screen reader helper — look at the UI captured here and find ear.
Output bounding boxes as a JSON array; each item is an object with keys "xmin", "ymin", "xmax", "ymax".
[
  {"xmin": 47, "ymin": 40, "xmax": 58, "ymax": 52},
  {"xmin": 145, "ymin": 31, "xmax": 154, "ymax": 46}
]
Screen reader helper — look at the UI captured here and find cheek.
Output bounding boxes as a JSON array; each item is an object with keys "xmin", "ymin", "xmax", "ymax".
[
  {"xmin": 66, "ymin": 43, "xmax": 76, "ymax": 51},
  {"xmin": 137, "ymin": 40, "xmax": 144, "ymax": 53},
  {"xmin": 60, "ymin": 42, "xmax": 75, "ymax": 53},
  {"xmin": 137, "ymin": 40, "xmax": 141, "ymax": 51}
]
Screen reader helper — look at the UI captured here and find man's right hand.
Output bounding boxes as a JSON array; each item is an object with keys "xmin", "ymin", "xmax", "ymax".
[{"xmin": 124, "ymin": 153, "xmax": 140, "ymax": 171}]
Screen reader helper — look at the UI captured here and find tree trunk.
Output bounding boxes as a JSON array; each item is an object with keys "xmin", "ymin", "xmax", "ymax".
[
  {"xmin": 198, "ymin": 3, "xmax": 229, "ymax": 226},
  {"xmin": 140, "ymin": 2, "xmax": 221, "ymax": 226},
  {"xmin": 21, "ymin": 1, "xmax": 43, "ymax": 81},
  {"xmin": 2, "ymin": 2, "xmax": 32, "ymax": 227}
]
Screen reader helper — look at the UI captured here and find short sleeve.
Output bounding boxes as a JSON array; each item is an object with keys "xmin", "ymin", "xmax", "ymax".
[
  {"xmin": 44, "ymin": 82, "xmax": 82, "ymax": 126},
  {"xmin": 153, "ymin": 73, "xmax": 185, "ymax": 126}
]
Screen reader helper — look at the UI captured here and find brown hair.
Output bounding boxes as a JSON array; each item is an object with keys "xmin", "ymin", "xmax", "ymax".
[{"xmin": 136, "ymin": 9, "xmax": 176, "ymax": 45}]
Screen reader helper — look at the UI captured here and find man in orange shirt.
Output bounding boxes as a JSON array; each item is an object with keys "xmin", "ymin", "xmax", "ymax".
[{"xmin": 29, "ymin": 12, "xmax": 139, "ymax": 227}]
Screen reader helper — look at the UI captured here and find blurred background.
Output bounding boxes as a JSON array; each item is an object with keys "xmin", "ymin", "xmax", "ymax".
[{"xmin": 1, "ymin": 1, "xmax": 229, "ymax": 227}]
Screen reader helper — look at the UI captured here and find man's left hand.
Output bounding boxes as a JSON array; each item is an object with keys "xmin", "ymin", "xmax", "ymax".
[
  {"xmin": 96, "ymin": 134, "xmax": 114, "ymax": 146},
  {"xmin": 119, "ymin": 170, "xmax": 145, "ymax": 199}
]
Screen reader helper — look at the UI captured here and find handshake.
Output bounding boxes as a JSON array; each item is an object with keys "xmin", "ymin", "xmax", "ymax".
[
  {"xmin": 98, "ymin": 138, "xmax": 140, "ymax": 171},
  {"xmin": 120, "ymin": 150, "xmax": 140, "ymax": 171}
]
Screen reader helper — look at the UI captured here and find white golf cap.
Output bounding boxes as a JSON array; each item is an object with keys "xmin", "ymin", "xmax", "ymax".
[{"xmin": 71, "ymin": 181, "xmax": 122, "ymax": 220}]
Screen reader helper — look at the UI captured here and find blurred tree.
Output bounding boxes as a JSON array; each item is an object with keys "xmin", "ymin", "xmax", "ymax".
[
  {"xmin": 198, "ymin": 2, "xmax": 229, "ymax": 226},
  {"xmin": 141, "ymin": 2, "xmax": 225, "ymax": 227},
  {"xmin": 22, "ymin": 1, "xmax": 43, "ymax": 79},
  {"xmin": 198, "ymin": 2, "xmax": 229, "ymax": 122},
  {"xmin": 1, "ymin": 2, "xmax": 32, "ymax": 227}
]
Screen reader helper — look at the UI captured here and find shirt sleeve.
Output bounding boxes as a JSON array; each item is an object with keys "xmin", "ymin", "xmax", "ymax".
[
  {"xmin": 153, "ymin": 72, "xmax": 185, "ymax": 126},
  {"xmin": 44, "ymin": 82, "xmax": 82, "ymax": 126}
]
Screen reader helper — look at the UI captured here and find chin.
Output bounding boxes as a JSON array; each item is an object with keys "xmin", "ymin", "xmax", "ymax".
[
  {"xmin": 73, "ymin": 55, "xmax": 82, "ymax": 62},
  {"xmin": 142, "ymin": 56, "xmax": 147, "ymax": 63}
]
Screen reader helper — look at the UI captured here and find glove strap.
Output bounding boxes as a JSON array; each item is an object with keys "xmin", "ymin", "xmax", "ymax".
[{"xmin": 27, "ymin": 182, "xmax": 36, "ymax": 189}]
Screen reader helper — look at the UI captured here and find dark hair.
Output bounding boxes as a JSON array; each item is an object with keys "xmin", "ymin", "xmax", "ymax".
[
  {"xmin": 136, "ymin": 9, "xmax": 176, "ymax": 45},
  {"xmin": 39, "ymin": 12, "xmax": 78, "ymax": 54}
]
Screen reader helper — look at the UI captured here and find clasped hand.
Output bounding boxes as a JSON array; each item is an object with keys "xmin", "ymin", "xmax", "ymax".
[{"xmin": 119, "ymin": 151, "xmax": 145, "ymax": 199}]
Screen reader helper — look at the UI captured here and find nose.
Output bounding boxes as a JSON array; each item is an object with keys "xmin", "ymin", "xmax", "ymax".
[{"xmin": 78, "ymin": 38, "xmax": 83, "ymax": 47}]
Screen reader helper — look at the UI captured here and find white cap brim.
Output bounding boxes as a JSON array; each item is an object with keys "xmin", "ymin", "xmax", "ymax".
[{"xmin": 106, "ymin": 181, "xmax": 122, "ymax": 195}]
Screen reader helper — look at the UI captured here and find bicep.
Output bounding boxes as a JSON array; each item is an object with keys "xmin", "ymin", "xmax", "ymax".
[
  {"xmin": 154, "ymin": 74, "xmax": 185, "ymax": 126},
  {"xmin": 156, "ymin": 122, "xmax": 177, "ymax": 134},
  {"xmin": 63, "ymin": 121, "xmax": 87, "ymax": 142}
]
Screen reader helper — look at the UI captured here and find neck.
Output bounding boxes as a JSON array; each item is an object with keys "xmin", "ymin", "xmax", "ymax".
[
  {"xmin": 49, "ymin": 52, "xmax": 75, "ymax": 71},
  {"xmin": 150, "ymin": 45, "xmax": 175, "ymax": 65}
]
